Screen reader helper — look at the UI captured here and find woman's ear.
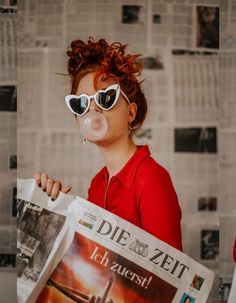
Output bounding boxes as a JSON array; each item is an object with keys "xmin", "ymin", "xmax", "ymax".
[{"xmin": 128, "ymin": 102, "xmax": 137, "ymax": 124}]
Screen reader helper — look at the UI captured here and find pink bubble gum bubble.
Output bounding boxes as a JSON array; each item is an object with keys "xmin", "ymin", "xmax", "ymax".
[{"xmin": 79, "ymin": 111, "xmax": 108, "ymax": 142}]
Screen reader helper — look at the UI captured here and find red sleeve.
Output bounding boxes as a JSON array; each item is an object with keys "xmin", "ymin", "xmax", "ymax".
[
  {"xmin": 234, "ymin": 238, "xmax": 236, "ymax": 263},
  {"xmin": 136, "ymin": 161, "xmax": 183, "ymax": 251}
]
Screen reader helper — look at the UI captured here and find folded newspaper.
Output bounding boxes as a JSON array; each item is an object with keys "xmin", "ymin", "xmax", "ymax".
[{"xmin": 17, "ymin": 179, "xmax": 214, "ymax": 303}]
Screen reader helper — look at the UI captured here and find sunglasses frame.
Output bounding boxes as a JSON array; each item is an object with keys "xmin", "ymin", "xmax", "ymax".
[{"xmin": 65, "ymin": 84, "xmax": 130, "ymax": 117}]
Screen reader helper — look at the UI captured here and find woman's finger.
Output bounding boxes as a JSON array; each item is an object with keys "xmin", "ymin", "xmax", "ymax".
[
  {"xmin": 46, "ymin": 178, "xmax": 54, "ymax": 196},
  {"xmin": 41, "ymin": 173, "xmax": 49, "ymax": 191},
  {"xmin": 34, "ymin": 173, "xmax": 41, "ymax": 187},
  {"xmin": 61, "ymin": 186, "xmax": 72, "ymax": 194},
  {"xmin": 50, "ymin": 180, "xmax": 62, "ymax": 200}
]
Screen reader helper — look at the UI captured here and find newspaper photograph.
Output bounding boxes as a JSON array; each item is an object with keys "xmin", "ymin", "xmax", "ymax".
[
  {"xmin": 37, "ymin": 233, "xmax": 177, "ymax": 303},
  {"xmin": 174, "ymin": 128, "xmax": 217, "ymax": 154},
  {"xmin": 17, "ymin": 200, "xmax": 66, "ymax": 281},
  {"xmin": 196, "ymin": 6, "xmax": 219, "ymax": 49},
  {"xmin": 17, "ymin": 179, "xmax": 214, "ymax": 303}
]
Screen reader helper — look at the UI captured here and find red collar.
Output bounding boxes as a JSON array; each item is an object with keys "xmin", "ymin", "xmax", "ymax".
[{"xmin": 101, "ymin": 145, "xmax": 151, "ymax": 189}]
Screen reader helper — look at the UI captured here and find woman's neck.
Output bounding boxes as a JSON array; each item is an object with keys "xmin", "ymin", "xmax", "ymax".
[{"xmin": 98, "ymin": 137, "xmax": 137, "ymax": 178}]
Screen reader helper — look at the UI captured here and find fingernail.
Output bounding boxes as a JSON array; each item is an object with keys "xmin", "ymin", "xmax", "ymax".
[{"xmin": 43, "ymin": 189, "xmax": 46, "ymax": 192}]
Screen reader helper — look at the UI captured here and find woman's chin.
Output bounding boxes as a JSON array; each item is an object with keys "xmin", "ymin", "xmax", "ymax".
[
  {"xmin": 88, "ymin": 137, "xmax": 109, "ymax": 146},
  {"xmin": 88, "ymin": 134, "xmax": 117, "ymax": 147}
]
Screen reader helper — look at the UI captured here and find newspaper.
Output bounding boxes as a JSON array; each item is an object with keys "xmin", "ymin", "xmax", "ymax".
[
  {"xmin": 220, "ymin": 0, "xmax": 236, "ymax": 49},
  {"xmin": 17, "ymin": 179, "xmax": 214, "ymax": 303},
  {"xmin": 228, "ymin": 266, "xmax": 236, "ymax": 303},
  {"xmin": 0, "ymin": 7, "xmax": 17, "ymax": 271}
]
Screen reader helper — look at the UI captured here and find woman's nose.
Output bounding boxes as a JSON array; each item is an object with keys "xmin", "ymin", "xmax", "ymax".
[{"xmin": 89, "ymin": 99, "xmax": 101, "ymax": 112}]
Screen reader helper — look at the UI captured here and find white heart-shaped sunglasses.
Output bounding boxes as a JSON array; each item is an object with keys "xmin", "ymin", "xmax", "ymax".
[{"xmin": 65, "ymin": 84, "xmax": 131, "ymax": 116}]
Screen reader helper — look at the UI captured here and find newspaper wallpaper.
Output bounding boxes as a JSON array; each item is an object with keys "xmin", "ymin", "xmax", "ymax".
[
  {"xmin": 0, "ymin": 0, "xmax": 235, "ymax": 302},
  {"xmin": 0, "ymin": 0, "xmax": 17, "ymax": 272}
]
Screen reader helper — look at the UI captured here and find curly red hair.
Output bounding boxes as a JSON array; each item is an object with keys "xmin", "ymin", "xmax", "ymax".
[{"xmin": 66, "ymin": 37, "xmax": 147, "ymax": 131}]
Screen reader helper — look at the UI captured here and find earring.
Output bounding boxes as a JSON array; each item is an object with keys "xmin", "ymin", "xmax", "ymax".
[
  {"xmin": 83, "ymin": 137, "xmax": 86, "ymax": 145},
  {"xmin": 128, "ymin": 123, "xmax": 133, "ymax": 136}
]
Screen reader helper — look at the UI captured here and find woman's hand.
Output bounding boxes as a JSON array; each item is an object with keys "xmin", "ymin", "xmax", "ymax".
[{"xmin": 34, "ymin": 172, "xmax": 72, "ymax": 200}]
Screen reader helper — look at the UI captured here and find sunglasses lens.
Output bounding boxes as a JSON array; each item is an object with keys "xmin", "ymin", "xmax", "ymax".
[
  {"xmin": 96, "ymin": 89, "xmax": 117, "ymax": 109},
  {"xmin": 69, "ymin": 96, "xmax": 88, "ymax": 115}
]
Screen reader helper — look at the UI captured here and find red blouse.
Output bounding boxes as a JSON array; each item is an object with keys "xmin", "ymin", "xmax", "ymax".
[{"xmin": 87, "ymin": 145, "xmax": 183, "ymax": 251}]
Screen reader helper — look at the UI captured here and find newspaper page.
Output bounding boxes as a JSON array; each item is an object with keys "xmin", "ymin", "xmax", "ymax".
[
  {"xmin": 0, "ymin": 0, "xmax": 17, "ymax": 272},
  {"xmin": 17, "ymin": 179, "xmax": 76, "ymax": 303},
  {"xmin": 219, "ymin": 214, "xmax": 236, "ymax": 301},
  {"xmin": 220, "ymin": 0, "xmax": 236, "ymax": 49},
  {"xmin": 228, "ymin": 266, "xmax": 236, "ymax": 303},
  {"xmin": 17, "ymin": 179, "xmax": 214, "ymax": 303},
  {"xmin": 219, "ymin": 0, "xmax": 236, "ymax": 300}
]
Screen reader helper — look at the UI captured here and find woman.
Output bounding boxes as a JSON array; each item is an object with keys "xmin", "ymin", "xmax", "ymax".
[{"xmin": 34, "ymin": 37, "xmax": 182, "ymax": 251}]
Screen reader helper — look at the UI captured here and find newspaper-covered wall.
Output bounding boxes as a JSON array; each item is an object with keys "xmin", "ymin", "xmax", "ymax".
[
  {"xmin": 0, "ymin": 0, "xmax": 17, "ymax": 271},
  {"xmin": 17, "ymin": 0, "xmax": 236, "ymax": 302},
  {"xmin": 219, "ymin": 0, "xmax": 236, "ymax": 301}
]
